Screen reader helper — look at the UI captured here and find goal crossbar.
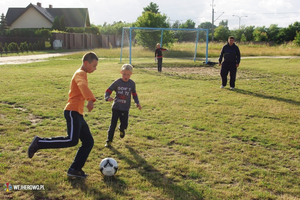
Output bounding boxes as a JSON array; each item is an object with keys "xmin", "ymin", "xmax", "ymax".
[{"xmin": 120, "ymin": 27, "xmax": 209, "ymax": 64}]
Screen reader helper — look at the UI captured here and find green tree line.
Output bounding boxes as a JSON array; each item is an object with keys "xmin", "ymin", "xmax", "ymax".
[{"xmin": 96, "ymin": 2, "xmax": 300, "ymax": 47}]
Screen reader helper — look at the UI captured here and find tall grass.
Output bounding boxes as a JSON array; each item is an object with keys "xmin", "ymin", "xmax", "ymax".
[
  {"xmin": 0, "ymin": 49, "xmax": 299, "ymax": 200},
  {"xmin": 115, "ymin": 42, "xmax": 300, "ymax": 60}
]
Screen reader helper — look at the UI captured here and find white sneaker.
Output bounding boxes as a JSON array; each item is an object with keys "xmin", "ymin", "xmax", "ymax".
[
  {"xmin": 230, "ymin": 87, "xmax": 234, "ymax": 90},
  {"xmin": 220, "ymin": 85, "xmax": 225, "ymax": 89}
]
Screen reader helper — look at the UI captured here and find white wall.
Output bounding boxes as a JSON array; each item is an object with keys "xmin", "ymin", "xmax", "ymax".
[{"xmin": 10, "ymin": 7, "xmax": 52, "ymax": 29}]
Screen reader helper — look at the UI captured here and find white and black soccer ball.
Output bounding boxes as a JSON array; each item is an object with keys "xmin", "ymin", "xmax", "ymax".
[{"xmin": 99, "ymin": 158, "xmax": 118, "ymax": 176}]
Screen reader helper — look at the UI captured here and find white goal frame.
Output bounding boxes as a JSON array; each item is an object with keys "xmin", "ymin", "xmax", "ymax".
[{"xmin": 119, "ymin": 27, "xmax": 209, "ymax": 64}]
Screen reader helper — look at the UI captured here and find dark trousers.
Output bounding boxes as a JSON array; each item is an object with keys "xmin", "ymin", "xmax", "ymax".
[
  {"xmin": 157, "ymin": 58, "xmax": 162, "ymax": 72},
  {"xmin": 107, "ymin": 108, "xmax": 129, "ymax": 142},
  {"xmin": 220, "ymin": 62, "xmax": 237, "ymax": 88},
  {"xmin": 37, "ymin": 110, "xmax": 94, "ymax": 170}
]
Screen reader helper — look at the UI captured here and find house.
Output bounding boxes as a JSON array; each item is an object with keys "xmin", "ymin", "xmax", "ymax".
[{"xmin": 5, "ymin": 2, "xmax": 90, "ymax": 29}]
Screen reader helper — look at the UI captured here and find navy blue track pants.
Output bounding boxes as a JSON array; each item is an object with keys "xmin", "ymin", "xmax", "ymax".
[{"xmin": 37, "ymin": 110, "xmax": 94, "ymax": 170}]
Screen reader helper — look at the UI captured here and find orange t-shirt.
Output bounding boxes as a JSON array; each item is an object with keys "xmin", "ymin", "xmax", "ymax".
[{"xmin": 64, "ymin": 68, "xmax": 96, "ymax": 115}]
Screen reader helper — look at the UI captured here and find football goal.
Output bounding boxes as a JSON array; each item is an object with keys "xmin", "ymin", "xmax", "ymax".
[{"xmin": 119, "ymin": 27, "xmax": 209, "ymax": 64}]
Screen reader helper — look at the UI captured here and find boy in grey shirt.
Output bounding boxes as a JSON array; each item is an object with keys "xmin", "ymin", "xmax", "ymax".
[{"xmin": 105, "ymin": 64, "xmax": 142, "ymax": 147}]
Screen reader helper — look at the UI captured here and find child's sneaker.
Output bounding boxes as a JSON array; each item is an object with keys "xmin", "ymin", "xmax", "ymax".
[
  {"xmin": 28, "ymin": 136, "xmax": 40, "ymax": 158},
  {"xmin": 67, "ymin": 168, "xmax": 88, "ymax": 178},
  {"xmin": 105, "ymin": 141, "xmax": 112, "ymax": 147},
  {"xmin": 119, "ymin": 129, "xmax": 125, "ymax": 138}
]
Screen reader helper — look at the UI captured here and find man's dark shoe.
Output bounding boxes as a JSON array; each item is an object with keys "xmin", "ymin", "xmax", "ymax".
[
  {"xmin": 67, "ymin": 168, "xmax": 88, "ymax": 179},
  {"xmin": 119, "ymin": 129, "xmax": 125, "ymax": 138},
  {"xmin": 28, "ymin": 136, "xmax": 40, "ymax": 158}
]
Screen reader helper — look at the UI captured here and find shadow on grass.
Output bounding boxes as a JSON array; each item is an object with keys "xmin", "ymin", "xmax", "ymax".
[
  {"xmin": 234, "ymin": 88, "xmax": 300, "ymax": 106},
  {"xmin": 67, "ymin": 177, "xmax": 113, "ymax": 200},
  {"xmin": 109, "ymin": 145, "xmax": 203, "ymax": 200}
]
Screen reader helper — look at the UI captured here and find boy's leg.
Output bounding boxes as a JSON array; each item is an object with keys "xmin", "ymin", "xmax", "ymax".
[
  {"xmin": 119, "ymin": 110, "xmax": 129, "ymax": 138},
  {"xmin": 119, "ymin": 110, "xmax": 129, "ymax": 131},
  {"xmin": 220, "ymin": 64, "xmax": 229, "ymax": 87},
  {"xmin": 28, "ymin": 110, "xmax": 81, "ymax": 158},
  {"xmin": 229, "ymin": 65, "xmax": 237, "ymax": 88},
  {"xmin": 107, "ymin": 108, "xmax": 120, "ymax": 142},
  {"xmin": 157, "ymin": 58, "xmax": 162, "ymax": 72},
  {"xmin": 69, "ymin": 118, "xmax": 94, "ymax": 170},
  {"xmin": 35, "ymin": 111, "xmax": 81, "ymax": 149}
]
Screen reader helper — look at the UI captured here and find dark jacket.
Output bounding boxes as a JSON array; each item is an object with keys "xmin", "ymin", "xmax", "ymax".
[{"xmin": 219, "ymin": 43, "xmax": 240, "ymax": 64}]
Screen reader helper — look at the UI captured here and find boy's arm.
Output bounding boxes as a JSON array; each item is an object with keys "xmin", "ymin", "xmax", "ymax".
[
  {"xmin": 132, "ymin": 85, "xmax": 141, "ymax": 110},
  {"xmin": 75, "ymin": 73, "xmax": 96, "ymax": 102},
  {"xmin": 105, "ymin": 89, "xmax": 114, "ymax": 101},
  {"xmin": 105, "ymin": 81, "xmax": 117, "ymax": 101},
  {"xmin": 218, "ymin": 46, "xmax": 225, "ymax": 65},
  {"xmin": 86, "ymin": 100, "xmax": 94, "ymax": 112}
]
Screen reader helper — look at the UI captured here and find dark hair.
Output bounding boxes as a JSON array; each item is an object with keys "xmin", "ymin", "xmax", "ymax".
[
  {"xmin": 228, "ymin": 36, "xmax": 235, "ymax": 40},
  {"xmin": 83, "ymin": 52, "xmax": 98, "ymax": 63}
]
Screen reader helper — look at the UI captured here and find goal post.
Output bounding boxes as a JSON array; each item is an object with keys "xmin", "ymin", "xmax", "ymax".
[{"xmin": 120, "ymin": 27, "xmax": 209, "ymax": 64}]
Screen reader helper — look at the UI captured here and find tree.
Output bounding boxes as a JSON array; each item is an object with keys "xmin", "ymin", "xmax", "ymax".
[
  {"xmin": 198, "ymin": 22, "xmax": 215, "ymax": 41},
  {"xmin": 293, "ymin": 31, "xmax": 300, "ymax": 45},
  {"xmin": 176, "ymin": 19, "xmax": 196, "ymax": 42},
  {"xmin": 0, "ymin": 13, "xmax": 8, "ymax": 32},
  {"xmin": 219, "ymin": 20, "xmax": 228, "ymax": 28},
  {"xmin": 244, "ymin": 26, "xmax": 255, "ymax": 41},
  {"xmin": 143, "ymin": 2, "xmax": 160, "ymax": 14},
  {"xmin": 253, "ymin": 26, "xmax": 268, "ymax": 41},
  {"xmin": 240, "ymin": 34, "xmax": 247, "ymax": 42},
  {"xmin": 52, "ymin": 16, "xmax": 60, "ymax": 30},
  {"xmin": 171, "ymin": 20, "xmax": 181, "ymax": 29},
  {"xmin": 214, "ymin": 26, "xmax": 230, "ymax": 41},
  {"xmin": 230, "ymin": 27, "xmax": 245, "ymax": 42},
  {"xmin": 267, "ymin": 24, "xmax": 280, "ymax": 43},
  {"xmin": 135, "ymin": 3, "xmax": 173, "ymax": 49},
  {"xmin": 60, "ymin": 16, "xmax": 66, "ymax": 31}
]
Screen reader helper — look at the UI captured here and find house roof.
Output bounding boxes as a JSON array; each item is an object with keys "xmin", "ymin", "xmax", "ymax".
[{"xmin": 5, "ymin": 3, "xmax": 90, "ymax": 28}]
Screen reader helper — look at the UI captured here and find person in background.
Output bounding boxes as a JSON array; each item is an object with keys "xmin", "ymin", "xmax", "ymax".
[
  {"xmin": 219, "ymin": 36, "xmax": 241, "ymax": 90},
  {"xmin": 155, "ymin": 43, "xmax": 168, "ymax": 72}
]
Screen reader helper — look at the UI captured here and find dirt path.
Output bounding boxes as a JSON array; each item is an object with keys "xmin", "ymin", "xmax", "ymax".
[{"xmin": 0, "ymin": 52, "xmax": 79, "ymax": 65}]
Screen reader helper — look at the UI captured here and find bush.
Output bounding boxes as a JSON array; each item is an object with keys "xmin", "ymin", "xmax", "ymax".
[
  {"xmin": 29, "ymin": 43, "xmax": 33, "ymax": 52},
  {"xmin": 7, "ymin": 42, "xmax": 19, "ymax": 54},
  {"xmin": 20, "ymin": 42, "xmax": 29, "ymax": 54},
  {"xmin": 4, "ymin": 42, "xmax": 8, "ymax": 54},
  {"xmin": 0, "ymin": 42, "xmax": 3, "ymax": 56},
  {"xmin": 293, "ymin": 31, "xmax": 300, "ymax": 45}
]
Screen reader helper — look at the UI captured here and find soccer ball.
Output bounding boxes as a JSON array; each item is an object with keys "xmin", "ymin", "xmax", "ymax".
[{"xmin": 99, "ymin": 158, "xmax": 118, "ymax": 176}]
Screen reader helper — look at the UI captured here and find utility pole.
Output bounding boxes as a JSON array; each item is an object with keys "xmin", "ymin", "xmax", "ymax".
[{"xmin": 211, "ymin": 0, "xmax": 215, "ymax": 41}]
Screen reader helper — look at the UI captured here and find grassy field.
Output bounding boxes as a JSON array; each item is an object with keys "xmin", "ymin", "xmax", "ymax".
[{"xmin": 0, "ymin": 46, "xmax": 300, "ymax": 200}]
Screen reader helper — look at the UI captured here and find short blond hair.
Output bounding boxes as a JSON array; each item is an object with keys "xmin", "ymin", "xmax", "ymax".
[{"xmin": 121, "ymin": 64, "xmax": 133, "ymax": 72}]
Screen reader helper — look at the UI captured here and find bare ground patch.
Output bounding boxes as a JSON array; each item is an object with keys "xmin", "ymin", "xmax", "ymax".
[{"xmin": 145, "ymin": 67, "xmax": 220, "ymax": 76}]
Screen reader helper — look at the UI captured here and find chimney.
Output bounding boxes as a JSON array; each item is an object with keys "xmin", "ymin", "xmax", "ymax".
[
  {"xmin": 49, "ymin": 4, "xmax": 53, "ymax": 8},
  {"xmin": 37, "ymin": 2, "xmax": 42, "ymax": 7}
]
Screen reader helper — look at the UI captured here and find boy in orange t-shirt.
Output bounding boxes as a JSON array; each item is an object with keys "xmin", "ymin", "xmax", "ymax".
[{"xmin": 28, "ymin": 52, "xmax": 98, "ymax": 178}]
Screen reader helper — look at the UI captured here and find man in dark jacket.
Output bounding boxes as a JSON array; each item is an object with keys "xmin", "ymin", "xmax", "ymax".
[{"xmin": 218, "ymin": 36, "xmax": 241, "ymax": 90}]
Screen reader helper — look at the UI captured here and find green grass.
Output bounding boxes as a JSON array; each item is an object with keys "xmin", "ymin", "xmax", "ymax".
[{"xmin": 0, "ymin": 49, "xmax": 300, "ymax": 200}]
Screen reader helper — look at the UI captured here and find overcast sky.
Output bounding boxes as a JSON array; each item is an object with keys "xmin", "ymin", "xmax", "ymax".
[{"xmin": 0, "ymin": 0, "xmax": 299, "ymax": 30}]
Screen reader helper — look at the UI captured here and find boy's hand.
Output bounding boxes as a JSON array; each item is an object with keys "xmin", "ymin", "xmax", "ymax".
[
  {"xmin": 87, "ymin": 101, "xmax": 94, "ymax": 112},
  {"xmin": 107, "ymin": 97, "xmax": 114, "ymax": 102},
  {"xmin": 136, "ymin": 104, "xmax": 142, "ymax": 110}
]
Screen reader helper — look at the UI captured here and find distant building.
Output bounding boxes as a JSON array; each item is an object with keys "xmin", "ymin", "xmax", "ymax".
[{"xmin": 5, "ymin": 2, "xmax": 90, "ymax": 29}]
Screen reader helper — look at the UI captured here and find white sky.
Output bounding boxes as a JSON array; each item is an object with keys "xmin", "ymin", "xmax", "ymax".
[{"xmin": 0, "ymin": 0, "xmax": 299, "ymax": 30}]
